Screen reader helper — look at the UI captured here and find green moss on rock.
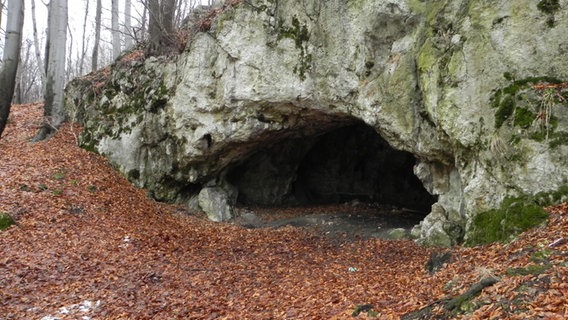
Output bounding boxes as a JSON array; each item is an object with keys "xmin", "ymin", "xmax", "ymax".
[
  {"xmin": 533, "ymin": 184, "xmax": 568, "ymax": 206},
  {"xmin": 494, "ymin": 94, "xmax": 515, "ymax": 128},
  {"xmin": 73, "ymin": 57, "xmax": 173, "ymax": 152},
  {"xmin": 548, "ymin": 131, "xmax": 568, "ymax": 148},
  {"xmin": 513, "ymin": 107, "xmax": 536, "ymax": 128},
  {"xmin": 277, "ymin": 16, "xmax": 310, "ymax": 49},
  {"xmin": 537, "ymin": 0, "xmax": 560, "ymax": 15},
  {"xmin": 466, "ymin": 196, "xmax": 549, "ymax": 246},
  {"xmin": 417, "ymin": 39, "xmax": 438, "ymax": 72},
  {"xmin": 530, "ymin": 248, "xmax": 554, "ymax": 263},
  {"xmin": 506, "ymin": 264, "xmax": 551, "ymax": 276},
  {"xmin": 0, "ymin": 213, "xmax": 15, "ymax": 231},
  {"xmin": 277, "ymin": 16, "xmax": 311, "ymax": 80},
  {"xmin": 491, "ymin": 77, "xmax": 565, "ymax": 146}
]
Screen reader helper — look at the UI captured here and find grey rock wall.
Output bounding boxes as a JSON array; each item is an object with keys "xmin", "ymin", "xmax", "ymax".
[{"xmin": 65, "ymin": 0, "xmax": 568, "ymax": 245}]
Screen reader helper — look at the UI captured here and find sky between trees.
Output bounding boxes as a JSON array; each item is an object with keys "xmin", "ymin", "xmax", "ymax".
[{"xmin": 0, "ymin": 0, "xmax": 212, "ymax": 104}]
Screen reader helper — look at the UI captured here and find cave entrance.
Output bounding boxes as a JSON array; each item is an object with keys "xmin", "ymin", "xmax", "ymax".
[{"xmin": 226, "ymin": 122, "xmax": 437, "ymax": 239}]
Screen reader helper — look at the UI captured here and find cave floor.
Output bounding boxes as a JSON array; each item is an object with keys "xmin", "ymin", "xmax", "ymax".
[{"xmin": 231, "ymin": 202, "xmax": 425, "ymax": 241}]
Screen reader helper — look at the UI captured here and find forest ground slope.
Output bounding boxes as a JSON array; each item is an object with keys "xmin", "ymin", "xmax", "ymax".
[{"xmin": 1, "ymin": 103, "xmax": 567, "ymax": 319}]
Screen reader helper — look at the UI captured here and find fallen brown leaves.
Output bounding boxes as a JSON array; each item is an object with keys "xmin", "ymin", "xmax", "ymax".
[
  {"xmin": 196, "ymin": 0, "xmax": 243, "ymax": 32},
  {"xmin": 532, "ymin": 82, "xmax": 568, "ymax": 90},
  {"xmin": 1, "ymin": 103, "xmax": 567, "ymax": 319}
]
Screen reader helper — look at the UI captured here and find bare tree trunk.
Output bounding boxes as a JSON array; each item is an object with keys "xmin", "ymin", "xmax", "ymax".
[
  {"xmin": 13, "ymin": 64, "xmax": 22, "ymax": 104},
  {"xmin": 13, "ymin": 42, "xmax": 32, "ymax": 104},
  {"xmin": 91, "ymin": 0, "xmax": 102, "ymax": 71},
  {"xmin": 178, "ymin": 0, "xmax": 195, "ymax": 26},
  {"xmin": 66, "ymin": 24, "xmax": 73, "ymax": 82},
  {"xmin": 20, "ymin": 40, "xmax": 40, "ymax": 103},
  {"xmin": 162, "ymin": 0, "xmax": 176, "ymax": 35},
  {"xmin": 147, "ymin": 0, "xmax": 161, "ymax": 55},
  {"xmin": 0, "ymin": 1, "xmax": 4, "ymax": 36},
  {"xmin": 146, "ymin": 0, "xmax": 176, "ymax": 56},
  {"xmin": 111, "ymin": 0, "xmax": 121, "ymax": 60},
  {"xmin": 124, "ymin": 0, "xmax": 133, "ymax": 49},
  {"xmin": 174, "ymin": 0, "xmax": 184, "ymax": 27},
  {"xmin": 33, "ymin": 0, "xmax": 68, "ymax": 141},
  {"xmin": 0, "ymin": 0, "xmax": 25, "ymax": 139},
  {"xmin": 79, "ymin": 0, "xmax": 89, "ymax": 75},
  {"xmin": 140, "ymin": 0, "xmax": 147, "ymax": 42},
  {"xmin": 31, "ymin": 0, "xmax": 46, "ymax": 86}
]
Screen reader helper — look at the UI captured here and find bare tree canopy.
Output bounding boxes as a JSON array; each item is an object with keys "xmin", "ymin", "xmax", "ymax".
[
  {"xmin": 0, "ymin": 0, "xmax": 25, "ymax": 139},
  {"xmin": 0, "ymin": 0, "xmax": 218, "ymax": 116}
]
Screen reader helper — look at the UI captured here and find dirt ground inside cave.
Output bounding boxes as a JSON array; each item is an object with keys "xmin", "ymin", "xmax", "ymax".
[{"xmin": 231, "ymin": 203, "xmax": 425, "ymax": 241}]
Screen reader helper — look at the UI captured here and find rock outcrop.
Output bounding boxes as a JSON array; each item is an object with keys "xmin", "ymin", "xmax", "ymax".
[{"xmin": 65, "ymin": 0, "xmax": 568, "ymax": 245}]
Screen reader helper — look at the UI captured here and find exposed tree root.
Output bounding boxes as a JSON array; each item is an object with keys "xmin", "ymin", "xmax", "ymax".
[{"xmin": 401, "ymin": 276, "xmax": 499, "ymax": 320}]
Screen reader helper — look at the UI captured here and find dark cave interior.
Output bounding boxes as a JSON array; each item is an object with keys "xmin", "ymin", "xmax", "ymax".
[{"xmin": 226, "ymin": 122, "xmax": 437, "ymax": 215}]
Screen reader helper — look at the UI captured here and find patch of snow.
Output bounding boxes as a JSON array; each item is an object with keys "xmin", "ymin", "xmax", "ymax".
[{"xmin": 40, "ymin": 300, "xmax": 101, "ymax": 320}]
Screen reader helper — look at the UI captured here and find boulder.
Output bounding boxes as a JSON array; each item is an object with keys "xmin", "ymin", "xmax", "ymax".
[{"xmin": 198, "ymin": 186, "xmax": 236, "ymax": 222}]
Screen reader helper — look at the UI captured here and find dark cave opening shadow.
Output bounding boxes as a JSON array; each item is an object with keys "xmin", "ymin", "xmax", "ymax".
[{"xmin": 227, "ymin": 121, "xmax": 437, "ymax": 238}]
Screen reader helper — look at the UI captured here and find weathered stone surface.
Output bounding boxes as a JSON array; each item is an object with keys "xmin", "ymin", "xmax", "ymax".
[
  {"xmin": 412, "ymin": 203, "xmax": 463, "ymax": 247},
  {"xmin": 65, "ymin": 0, "xmax": 568, "ymax": 245},
  {"xmin": 198, "ymin": 186, "xmax": 236, "ymax": 222},
  {"xmin": 387, "ymin": 228, "xmax": 411, "ymax": 240}
]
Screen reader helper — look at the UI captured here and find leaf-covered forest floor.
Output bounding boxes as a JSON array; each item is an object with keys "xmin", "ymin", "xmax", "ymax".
[{"xmin": 1, "ymin": 103, "xmax": 567, "ymax": 319}]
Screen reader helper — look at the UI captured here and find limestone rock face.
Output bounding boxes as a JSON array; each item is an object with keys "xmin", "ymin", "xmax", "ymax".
[
  {"xmin": 65, "ymin": 0, "xmax": 568, "ymax": 245},
  {"xmin": 198, "ymin": 187, "xmax": 236, "ymax": 222}
]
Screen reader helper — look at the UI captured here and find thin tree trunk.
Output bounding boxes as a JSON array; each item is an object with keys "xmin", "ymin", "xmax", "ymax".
[
  {"xmin": 0, "ymin": 0, "xmax": 25, "ymax": 139},
  {"xmin": 79, "ymin": 0, "xmax": 89, "ymax": 75},
  {"xmin": 22, "ymin": 41, "xmax": 38, "ymax": 101},
  {"xmin": 162, "ymin": 0, "xmax": 176, "ymax": 36},
  {"xmin": 140, "ymin": 0, "xmax": 147, "ymax": 42},
  {"xmin": 124, "ymin": 0, "xmax": 133, "ymax": 49},
  {"xmin": 111, "ymin": 0, "xmax": 121, "ymax": 60},
  {"xmin": 13, "ymin": 42, "xmax": 32, "ymax": 104},
  {"xmin": 91, "ymin": 0, "xmax": 102, "ymax": 72},
  {"xmin": 66, "ymin": 24, "xmax": 73, "ymax": 82},
  {"xmin": 33, "ymin": 0, "xmax": 68, "ymax": 141},
  {"xmin": 13, "ymin": 65, "xmax": 22, "ymax": 104},
  {"xmin": 31, "ymin": 0, "xmax": 46, "ymax": 86},
  {"xmin": 146, "ymin": 0, "xmax": 161, "ymax": 55},
  {"xmin": 0, "ymin": 0, "xmax": 4, "ymax": 34},
  {"xmin": 175, "ymin": 0, "xmax": 184, "ymax": 27}
]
